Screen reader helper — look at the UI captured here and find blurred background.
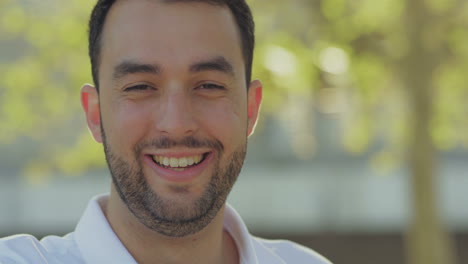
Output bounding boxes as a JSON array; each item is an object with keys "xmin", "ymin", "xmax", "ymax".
[{"xmin": 1, "ymin": 0, "xmax": 468, "ymax": 263}]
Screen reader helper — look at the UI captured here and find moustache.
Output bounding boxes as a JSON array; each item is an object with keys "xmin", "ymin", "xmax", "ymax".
[{"xmin": 134, "ymin": 136, "xmax": 224, "ymax": 154}]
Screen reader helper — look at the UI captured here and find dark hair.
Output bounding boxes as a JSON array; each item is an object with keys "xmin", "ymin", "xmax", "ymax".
[{"xmin": 88, "ymin": 0, "xmax": 255, "ymax": 90}]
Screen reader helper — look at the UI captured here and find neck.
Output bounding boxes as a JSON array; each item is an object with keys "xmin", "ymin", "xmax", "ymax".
[{"xmin": 102, "ymin": 187, "xmax": 239, "ymax": 264}]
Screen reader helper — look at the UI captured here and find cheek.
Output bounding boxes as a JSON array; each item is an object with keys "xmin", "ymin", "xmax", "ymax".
[
  {"xmin": 194, "ymin": 98, "xmax": 247, "ymax": 144},
  {"xmin": 103, "ymin": 99, "xmax": 153, "ymax": 152}
]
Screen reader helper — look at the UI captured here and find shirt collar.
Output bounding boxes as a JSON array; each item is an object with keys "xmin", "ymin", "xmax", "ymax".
[
  {"xmin": 224, "ymin": 204, "xmax": 286, "ymax": 264},
  {"xmin": 74, "ymin": 194, "xmax": 274, "ymax": 264},
  {"xmin": 223, "ymin": 204, "xmax": 259, "ymax": 264},
  {"xmin": 74, "ymin": 194, "xmax": 136, "ymax": 264}
]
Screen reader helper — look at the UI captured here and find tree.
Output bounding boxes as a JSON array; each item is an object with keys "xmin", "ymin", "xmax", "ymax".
[
  {"xmin": 0, "ymin": 0, "xmax": 104, "ymax": 182},
  {"xmin": 250, "ymin": 0, "xmax": 465, "ymax": 263}
]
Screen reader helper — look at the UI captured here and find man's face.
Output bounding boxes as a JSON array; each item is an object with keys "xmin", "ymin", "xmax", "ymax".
[{"xmin": 81, "ymin": 0, "xmax": 261, "ymax": 237}]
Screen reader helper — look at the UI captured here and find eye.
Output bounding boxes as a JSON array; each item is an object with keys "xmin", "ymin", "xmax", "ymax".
[
  {"xmin": 124, "ymin": 84, "xmax": 155, "ymax": 91},
  {"xmin": 198, "ymin": 83, "xmax": 225, "ymax": 90}
]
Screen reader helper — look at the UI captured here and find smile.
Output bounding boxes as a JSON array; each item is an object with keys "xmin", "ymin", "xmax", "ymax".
[
  {"xmin": 151, "ymin": 153, "xmax": 208, "ymax": 171},
  {"xmin": 143, "ymin": 150, "xmax": 214, "ymax": 182}
]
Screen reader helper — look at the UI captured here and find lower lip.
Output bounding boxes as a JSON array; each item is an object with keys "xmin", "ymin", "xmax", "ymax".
[{"xmin": 143, "ymin": 153, "xmax": 213, "ymax": 183}]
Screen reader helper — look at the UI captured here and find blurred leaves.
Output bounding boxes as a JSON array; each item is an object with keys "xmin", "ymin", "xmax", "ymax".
[
  {"xmin": 0, "ymin": 0, "xmax": 95, "ymax": 180},
  {"xmin": 251, "ymin": 0, "xmax": 468, "ymax": 168},
  {"xmin": 1, "ymin": 0, "xmax": 468, "ymax": 178}
]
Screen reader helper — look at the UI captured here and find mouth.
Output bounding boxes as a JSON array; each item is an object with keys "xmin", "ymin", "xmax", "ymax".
[{"xmin": 149, "ymin": 153, "xmax": 210, "ymax": 171}]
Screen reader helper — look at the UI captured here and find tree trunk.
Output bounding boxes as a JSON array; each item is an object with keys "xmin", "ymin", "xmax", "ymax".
[{"xmin": 403, "ymin": 0, "xmax": 457, "ymax": 263}]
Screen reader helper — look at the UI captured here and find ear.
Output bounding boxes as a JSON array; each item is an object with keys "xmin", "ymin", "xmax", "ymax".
[
  {"xmin": 246, "ymin": 80, "xmax": 262, "ymax": 137},
  {"xmin": 81, "ymin": 84, "xmax": 103, "ymax": 143}
]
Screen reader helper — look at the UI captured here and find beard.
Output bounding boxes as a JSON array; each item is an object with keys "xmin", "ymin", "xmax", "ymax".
[{"xmin": 102, "ymin": 131, "xmax": 247, "ymax": 237}]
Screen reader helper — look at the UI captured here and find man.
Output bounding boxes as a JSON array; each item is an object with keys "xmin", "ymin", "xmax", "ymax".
[{"xmin": 0, "ymin": 0, "xmax": 331, "ymax": 263}]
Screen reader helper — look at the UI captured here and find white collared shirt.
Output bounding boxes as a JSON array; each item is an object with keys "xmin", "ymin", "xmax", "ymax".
[{"xmin": 0, "ymin": 194, "xmax": 332, "ymax": 264}]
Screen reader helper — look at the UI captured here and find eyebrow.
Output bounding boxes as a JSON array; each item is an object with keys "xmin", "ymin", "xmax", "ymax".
[
  {"xmin": 113, "ymin": 61, "xmax": 161, "ymax": 80},
  {"xmin": 189, "ymin": 56, "xmax": 234, "ymax": 76},
  {"xmin": 112, "ymin": 56, "xmax": 234, "ymax": 81}
]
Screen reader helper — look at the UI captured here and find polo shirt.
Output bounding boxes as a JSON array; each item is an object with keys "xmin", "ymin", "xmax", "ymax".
[{"xmin": 0, "ymin": 194, "xmax": 332, "ymax": 264}]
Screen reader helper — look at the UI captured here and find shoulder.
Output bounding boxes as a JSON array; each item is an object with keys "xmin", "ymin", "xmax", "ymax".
[
  {"xmin": 0, "ymin": 234, "xmax": 48, "ymax": 263},
  {"xmin": 252, "ymin": 237, "xmax": 333, "ymax": 264},
  {"xmin": 0, "ymin": 233, "xmax": 83, "ymax": 264}
]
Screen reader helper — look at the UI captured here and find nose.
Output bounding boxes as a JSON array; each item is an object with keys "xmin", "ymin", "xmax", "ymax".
[{"xmin": 155, "ymin": 89, "xmax": 198, "ymax": 137}]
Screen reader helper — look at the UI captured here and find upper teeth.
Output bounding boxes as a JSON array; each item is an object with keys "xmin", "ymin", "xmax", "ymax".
[{"xmin": 152, "ymin": 155, "xmax": 203, "ymax": 168}]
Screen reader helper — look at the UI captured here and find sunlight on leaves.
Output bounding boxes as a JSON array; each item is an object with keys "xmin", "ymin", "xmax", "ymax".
[
  {"xmin": 318, "ymin": 46, "xmax": 350, "ymax": 75},
  {"xmin": 263, "ymin": 45, "xmax": 298, "ymax": 77}
]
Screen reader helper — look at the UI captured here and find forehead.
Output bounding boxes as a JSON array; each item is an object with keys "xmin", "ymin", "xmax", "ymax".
[{"xmin": 99, "ymin": 0, "xmax": 244, "ymax": 81}]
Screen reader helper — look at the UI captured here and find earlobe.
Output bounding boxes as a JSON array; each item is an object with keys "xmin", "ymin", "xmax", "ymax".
[
  {"xmin": 247, "ymin": 80, "xmax": 262, "ymax": 137},
  {"xmin": 81, "ymin": 84, "xmax": 103, "ymax": 143}
]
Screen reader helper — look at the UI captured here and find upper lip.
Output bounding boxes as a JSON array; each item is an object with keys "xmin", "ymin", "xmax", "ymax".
[{"xmin": 145, "ymin": 149, "xmax": 211, "ymax": 158}]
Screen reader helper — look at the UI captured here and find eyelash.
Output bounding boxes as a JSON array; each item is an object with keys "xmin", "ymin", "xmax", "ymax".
[
  {"xmin": 124, "ymin": 83, "xmax": 225, "ymax": 92},
  {"xmin": 125, "ymin": 84, "xmax": 154, "ymax": 91},
  {"xmin": 198, "ymin": 83, "xmax": 225, "ymax": 90}
]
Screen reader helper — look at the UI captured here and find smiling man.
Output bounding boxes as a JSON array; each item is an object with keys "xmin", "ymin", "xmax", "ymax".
[{"xmin": 0, "ymin": 0, "xmax": 331, "ymax": 263}]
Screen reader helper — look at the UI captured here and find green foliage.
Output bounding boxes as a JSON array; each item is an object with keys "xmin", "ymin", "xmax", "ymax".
[
  {"xmin": 252, "ymin": 0, "xmax": 468, "ymax": 165},
  {"xmin": 0, "ymin": 0, "xmax": 102, "ymax": 180},
  {"xmin": 1, "ymin": 0, "xmax": 468, "ymax": 178}
]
